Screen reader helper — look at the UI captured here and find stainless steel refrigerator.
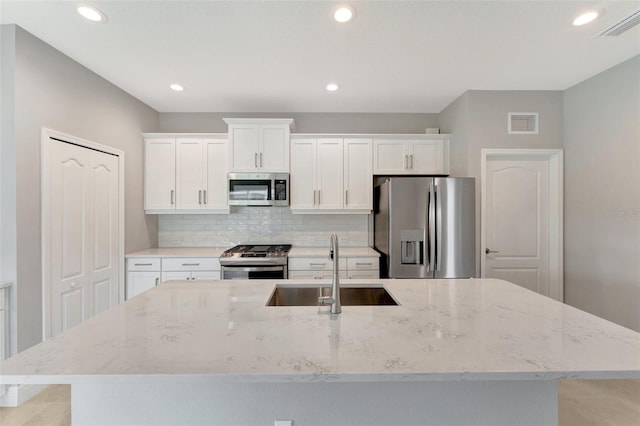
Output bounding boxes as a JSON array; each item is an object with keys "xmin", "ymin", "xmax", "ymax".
[{"xmin": 374, "ymin": 177, "xmax": 476, "ymax": 279}]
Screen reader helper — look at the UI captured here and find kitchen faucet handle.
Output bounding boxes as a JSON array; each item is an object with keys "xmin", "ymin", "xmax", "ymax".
[{"xmin": 319, "ymin": 296, "xmax": 335, "ymax": 305}]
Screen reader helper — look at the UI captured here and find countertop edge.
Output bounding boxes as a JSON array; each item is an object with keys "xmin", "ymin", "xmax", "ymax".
[{"xmin": 3, "ymin": 370, "xmax": 640, "ymax": 386}]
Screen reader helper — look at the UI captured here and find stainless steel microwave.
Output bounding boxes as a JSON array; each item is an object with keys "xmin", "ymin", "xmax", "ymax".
[{"xmin": 228, "ymin": 173, "xmax": 289, "ymax": 207}]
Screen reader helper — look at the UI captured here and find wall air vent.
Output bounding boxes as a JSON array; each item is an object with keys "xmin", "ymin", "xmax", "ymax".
[
  {"xmin": 598, "ymin": 9, "xmax": 640, "ymax": 36},
  {"xmin": 508, "ymin": 112, "xmax": 538, "ymax": 135}
]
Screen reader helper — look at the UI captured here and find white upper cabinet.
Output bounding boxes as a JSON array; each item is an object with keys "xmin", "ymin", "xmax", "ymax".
[
  {"xmin": 344, "ymin": 139, "xmax": 373, "ymax": 210},
  {"xmin": 144, "ymin": 135, "xmax": 229, "ymax": 214},
  {"xmin": 373, "ymin": 137, "xmax": 449, "ymax": 175},
  {"xmin": 225, "ymin": 118, "xmax": 293, "ymax": 172},
  {"xmin": 290, "ymin": 137, "xmax": 372, "ymax": 213},
  {"xmin": 145, "ymin": 139, "xmax": 176, "ymax": 210}
]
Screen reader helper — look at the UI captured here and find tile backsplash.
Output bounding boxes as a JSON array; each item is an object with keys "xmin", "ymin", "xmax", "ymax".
[{"xmin": 158, "ymin": 207, "xmax": 369, "ymax": 247}]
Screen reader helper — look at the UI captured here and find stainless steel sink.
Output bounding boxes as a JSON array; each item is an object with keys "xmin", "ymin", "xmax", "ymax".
[{"xmin": 266, "ymin": 286, "xmax": 398, "ymax": 307}]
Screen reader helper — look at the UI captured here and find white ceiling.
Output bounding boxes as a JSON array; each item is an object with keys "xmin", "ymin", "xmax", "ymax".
[{"xmin": 2, "ymin": 1, "xmax": 639, "ymax": 113}]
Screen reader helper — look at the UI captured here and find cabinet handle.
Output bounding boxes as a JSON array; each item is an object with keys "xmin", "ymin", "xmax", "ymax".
[
  {"xmin": 345, "ymin": 189, "xmax": 348, "ymax": 205},
  {"xmin": 404, "ymin": 155, "xmax": 408, "ymax": 169},
  {"xmin": 255, "ymin": 153, "xmax": 258, "ymax": 168},
  {"xmin": 313, "ymin": 190, "xmax": 317, "ymax": 205},
  {"xmin": 198, "ymin": 190, "xmax": 202, "ymax": 205},
  {"xmin": 134, "ymin": 263, "xmax": 153, "ymax": 266},
  {"xmin": 171, "ymin": 190, "xmax": 175, "ymax": 205},
  {"xmin": 259, "ymin": 152, "xmax": 263, "ymax": 168},
  {"xmin": 410, "ymin": 154, "xmax": 414, "ymax": 169},
  {"xmin": 182, "ymin": 263, "xmax": 200, "ymax": 266},
  {"xmin": 356, "ymin": 262, "xmax": 373, "ymax": 266},
  {"xmin": 155, "ymin": 278, "xmax": 159, "ymax": 286},
  {"xmin": 318, "ymin": 190, "xmax": 321, "ymax": 205},
  {"xmin": 310, "ymin": 262, "xmax": 326, "ymax": 266},
  {"xmin": 203, "ymin": 190, "xmax": 207, "ymax": 205}
]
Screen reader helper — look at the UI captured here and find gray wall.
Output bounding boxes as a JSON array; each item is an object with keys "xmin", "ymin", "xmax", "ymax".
[
  {"xmin": 1, "ymin": 25, "xmax": 17, "ymax": 353},
  {"xmin": 3, "ymin": 25, "xmax": 159, "ymax": 352},
  {"xmin": 160, "ymin": 112, "xmax": 439, "ymax": 134},
  {"xmin": 439, "ymin": 90, "xmax": 564, "ymax": 277},
  {"xmin": 563, "ymin": 55, "xmax": 640, "ymax": 332}
]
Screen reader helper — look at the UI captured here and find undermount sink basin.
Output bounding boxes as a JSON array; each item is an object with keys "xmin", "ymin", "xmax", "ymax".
[{"xmin": 266, "ymin": 285, "xmax": 398, "ymax": 307}]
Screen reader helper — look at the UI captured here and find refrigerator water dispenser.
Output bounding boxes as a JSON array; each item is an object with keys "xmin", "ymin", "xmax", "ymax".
[{"xmin": 400, "ymin": 229, "xmax": 424, "ymax": 265}]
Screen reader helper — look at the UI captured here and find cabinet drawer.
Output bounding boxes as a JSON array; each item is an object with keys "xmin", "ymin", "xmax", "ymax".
[
  {"xmin": 127, "ymin": 257, "xmax": 161, "ymax": 271},
  {"xmin": 162, "ymin": 257, "xmax": 221, "ymax": 271},
  {"xmin": 347, "ymin": 257, "xmax": 379, "ymax": 271},
  {"xmin": 289, "ymin": 258, "xmax": 347, "ymax": 271},
  {"xmin": 348, "ymin": 270, "xmax": 379, "ymax": 279}
]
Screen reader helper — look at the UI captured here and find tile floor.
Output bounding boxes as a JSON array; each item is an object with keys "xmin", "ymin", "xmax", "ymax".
[{"xmin": 0, "ymin": 379, "xmax": 638, "ymax": 425}]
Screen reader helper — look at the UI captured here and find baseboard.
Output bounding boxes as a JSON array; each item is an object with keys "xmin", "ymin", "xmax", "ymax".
[{"xmin": 0, "ymin": 384, "xmax": 46, "ymax": 407}]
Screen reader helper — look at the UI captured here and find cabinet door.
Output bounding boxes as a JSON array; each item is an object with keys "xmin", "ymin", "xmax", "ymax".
[
  {"xmin": 409, "ymin": 140, "xmax": 447, "ymax": 174},
  {"xmin": 347, "ymin": 270, "xmax": 379, "ymax": 279},
  {"xmin": 191, "ymin": 271, "xmax": 220, "ymax": 280},
  {"xmin": 204, "ymin": 139, "xmax": 228, "ymax": 209},
  {"xmin": 290, "ymin": 139, "xmax": 317, "ymax": 210},
  {"xmin": 161, "ymin": 271, "xmax": 191, "ymax": 283},
  {"xmin": 373, "ymin": 140, "xmax": 409, "ymax": 175},
  {"xmin": 176, "ymin": 139, "xmax": 205, "ymax": 209},
  {"xmin": 127, "ymin": 272, "xmax": 159, "ymax": 299},
  {"xmin": 260, "ymin": 125, "xmax": 289, "ymax": 172},
  {"xmin": 316, "ymin": 139, "xmax": 344, "ymax": 210},
  {"xmin": 344, "ymin": 139, "xmax": 372, "ymax": 210},
  {"xmin": 145, "ymin": 139, "xmax": 176, "ymax": 210},
  {"xmin": 229, "ymin": 126, "xmax": 260, "ymax": 171},
  {"xmin": 287, "ymin": 270, "xmax": 318, "ymax": 280}
]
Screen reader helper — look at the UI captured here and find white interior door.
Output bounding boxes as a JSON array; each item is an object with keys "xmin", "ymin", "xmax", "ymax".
[
  {"xmin": 49, "ymin": 140, "xmax": 120, "ymax": 336},
  {"xmin": 481, "ymin": 150, "xmax": 563, "ymax": 300}
]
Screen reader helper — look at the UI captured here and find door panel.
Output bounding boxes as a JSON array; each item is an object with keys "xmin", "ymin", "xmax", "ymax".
[
  {"xmin": 344, "ymin": 139, "xmax": 372, "ymax": 210},
  {"xmin": 49, "ymin": 139, "xmax": 120, "ymax": 337},
  {"xmin": 411, "ymin": 141, "xmax": 445, "ymax": 174},
  {"xmin": 61, "ymin": 286, "xmax": 84, "ymax": 332},
  {"xmin": 316, "ymin": 139, "xmax": 344, "ymax": 209},
  {"xmin": 230, "ymin": 126, "xmax": 259, "ymax": 171},
  {"xmin": 290, "ymin": 140, "xmax": 316, "ymax": 209},
  {"xmin": 205, "ymin": 140, "xmax": 228, "ymax": 209},
  {"xmin": 260, "ymin": 126, "xmax": 288, "ymax": 171},
  {"xmin": 176, "ymin": 140, "xmax": 205, "ymax": 209},
  {"xmin": 484, "ymin": 159, "xmax": 550, "ymax": 296},
  {"xmin": 373, "ymin": 140, "xmax": 408, "ymax": 174},
  {"xmin": 144, "ymin": 139, "xmax": 175, "ymax": 210}
]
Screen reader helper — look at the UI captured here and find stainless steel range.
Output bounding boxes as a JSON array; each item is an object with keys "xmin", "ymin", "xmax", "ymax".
[{"xmin": 219, "ymin": 244, "xmax": 292, "ymax": 279}]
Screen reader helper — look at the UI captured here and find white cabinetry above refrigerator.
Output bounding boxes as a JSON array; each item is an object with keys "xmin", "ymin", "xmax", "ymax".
[{"xmin": 373, "ymin": 136, "xmax": 449, "ymax": 175}]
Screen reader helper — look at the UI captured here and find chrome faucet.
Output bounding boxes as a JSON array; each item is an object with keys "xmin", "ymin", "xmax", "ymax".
[{"xmin": 319, "ymin": 233, "xmax": 341, "ymax": 314}]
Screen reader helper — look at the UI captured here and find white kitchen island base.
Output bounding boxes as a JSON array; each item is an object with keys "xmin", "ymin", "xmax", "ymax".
[{"xmin": 73, "ymin": 380, "xmax": 557, "ymax": 425}]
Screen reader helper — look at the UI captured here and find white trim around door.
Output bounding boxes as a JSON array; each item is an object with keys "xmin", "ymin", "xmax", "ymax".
[
  {"xmin": 41, "ymin": 128, "xmax": 125, "ymax": 340},
  {"xmin": 481, "ymin": 149, "xmax": 563, "ymax": 301}
]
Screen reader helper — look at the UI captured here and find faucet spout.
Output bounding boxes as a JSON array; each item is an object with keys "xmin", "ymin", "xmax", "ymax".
[{"xmin": 320, "ymin": 233, "xmax": 342, "ymax": 314}]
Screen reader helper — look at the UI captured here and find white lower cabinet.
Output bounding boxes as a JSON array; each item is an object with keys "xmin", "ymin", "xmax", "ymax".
[
  {"xmin": 289, "ymin": 256, "xmax": 379, "ymax": 280},
  {"xmin": 161, "ymin": 257, "xmax": 221, "ymax": 282},
  {"xmin": 126, "ymin": 257, "xmax": 221, "ymax": 299}
]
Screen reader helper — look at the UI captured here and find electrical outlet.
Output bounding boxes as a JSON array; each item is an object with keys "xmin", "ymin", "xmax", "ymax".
[{"xmin": 274, "ymin": 421, "xmax": 293, "ymax": 426}]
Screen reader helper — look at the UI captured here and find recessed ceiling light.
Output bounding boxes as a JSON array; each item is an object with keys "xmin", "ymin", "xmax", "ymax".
[
  {"xmin": 573, "ymin": 11, "xmax": 599, "ymax": 26},
  {"xmin": 170, "ymin": 84, "xmax": 184, "ymax": 92},
  {"xmin": 334, "ymin": 5, "xmax": 355, "ymax": 23},
  {"xmin": 326, "ymin": 83, "xmax": 339, "ymax": 92},
  {"xmin": 77, "ymin": 5, "xmax": 107, "ymax": 23}
]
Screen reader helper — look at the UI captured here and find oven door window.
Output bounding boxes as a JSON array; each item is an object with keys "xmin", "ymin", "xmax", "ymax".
[
  {"xmin": 229, "ymin": 180, "xmax": 271, "ymax": 201},
  {"xmin": 222, "ymin": 266, "xmax": 285, "ymax": 280}
]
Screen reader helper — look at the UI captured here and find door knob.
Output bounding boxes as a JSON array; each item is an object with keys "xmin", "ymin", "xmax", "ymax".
[{"xmin": 485, "ymin": 248, "xmax": 499, "ymax": 254}]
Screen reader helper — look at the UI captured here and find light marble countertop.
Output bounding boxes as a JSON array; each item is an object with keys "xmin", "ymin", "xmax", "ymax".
[
  {"xmin": 1, "ymin": 278, "xmax": 639, "ymax": 385},
  {"xmin": 126, "ymin": 246, "xmax": 379, "ymax": 258}
]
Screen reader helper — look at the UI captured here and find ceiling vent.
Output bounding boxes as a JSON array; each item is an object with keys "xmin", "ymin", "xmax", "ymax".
[
  {"xmin": 598, "ymin": 9, "xmax": 640, "ymax": 37},
  {"xmin": 508, "ymin": 112, "xmax": 538, "ymax": 135}
]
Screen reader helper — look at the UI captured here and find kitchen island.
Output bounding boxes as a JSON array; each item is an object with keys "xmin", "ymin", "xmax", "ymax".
[{"xmin": 1, "ymin": 278, "xmax": 639, "ymax": 425}]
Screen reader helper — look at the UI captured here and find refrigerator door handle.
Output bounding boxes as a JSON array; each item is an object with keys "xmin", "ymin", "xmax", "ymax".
[
  {"xmin": 428, "ymin": 184, "xmax": 436, "ymax": 272},
  {"xmin": 435, "ymin": 184, "xmax": 442, "ymax": 272}
]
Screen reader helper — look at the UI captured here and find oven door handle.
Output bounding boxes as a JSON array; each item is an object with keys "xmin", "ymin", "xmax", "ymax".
[{"xmin": 222, "ymin": 266, "xmax": 285, "ymax": 272}]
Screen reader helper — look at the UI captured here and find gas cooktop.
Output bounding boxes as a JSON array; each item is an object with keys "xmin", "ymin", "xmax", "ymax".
[{"xmin": 219, "ymin": 244, "xmax": 292, "ymax": 265}]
